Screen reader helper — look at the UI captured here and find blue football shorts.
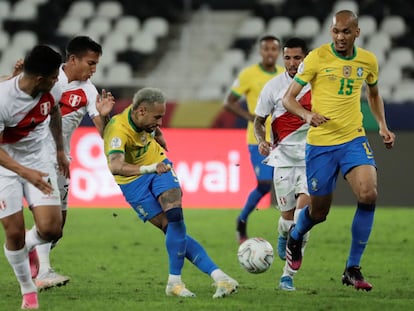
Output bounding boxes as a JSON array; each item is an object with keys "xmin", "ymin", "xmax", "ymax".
[
  {"xmin": 119, "ymin": 159, "xmax": 180, "ymax": 222},
  {"xmin": 248, "ymin": 144, "xmax": 273, "ymax": 181},
  {"xmin": 306, "ymin": 136, "xmax": 377, "ymax": 196}
]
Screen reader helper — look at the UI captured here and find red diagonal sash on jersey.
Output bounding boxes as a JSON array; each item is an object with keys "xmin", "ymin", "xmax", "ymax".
[
  {"xmin": 271, "ymin": 90, "xmax": 312, "ymax": 143},
  {"xmin": 1, "ymin": 93, "xmax": 55, "ymax": 143},
  {"xmin": 59, "ymin": 88, "xmax": 87, "ymax": 116}
]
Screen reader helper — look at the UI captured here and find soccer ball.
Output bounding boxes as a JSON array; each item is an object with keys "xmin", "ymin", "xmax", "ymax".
[{"xmin": 237, "ymin": 237, "xmax": 274, "ymax": 274}]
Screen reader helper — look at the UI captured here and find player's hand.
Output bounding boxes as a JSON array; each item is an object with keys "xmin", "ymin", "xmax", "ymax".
[
  {"xmin": 155, "ymin": 162, "xmax": 172, "ymax": 175},
  {"xmin": 304, "ymin": 112, "xmax": 330, "ymax": 127},
  {"xmin": 96, "ymin": 89, "xmax": 115, "ymax": 117},
  {"xmin": 57, "ymin": 151, "xmax": 70, "ymax": 178},
  {"xmin": 258, "ymin": 141, "xmax": 271, "ymax": 156},
  {"xmin": 21, "ymin": 168, "xmax": 54, "ymax": 195},
  {"xmin": 12, "ymin": 59, "xmax": 24, "ymax": 77},
  {"xmin": 380, "ymin": 128, "xmax": 395, "ymax": 149}
]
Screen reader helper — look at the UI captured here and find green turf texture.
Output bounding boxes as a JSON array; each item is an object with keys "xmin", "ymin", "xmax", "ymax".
[{"xmin": 0, "ymin": 206, "xmax": 413, "ymax": 311}]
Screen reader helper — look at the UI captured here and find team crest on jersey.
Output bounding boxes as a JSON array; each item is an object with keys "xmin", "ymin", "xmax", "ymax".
[
  {"xmin": 140, "ymin": 133, "xmax": 147, "ymax": 144},
  {"xmin": 110, "ymin": 137, "xmax": 122, "ymax": 148},
  {"xmin": 343, "ymin": 66, "xmax": 352, "ymax": 78},
  {"xmin": 357, "ymin": 67, "xmax": 364, "ymax": 77},
  {"xmin": 69, "ymin": 94, "xmax": 82, "ymax": 107},
  {"xmin": 40, "ymin": 101, "xmax": 51, "ymax": 115},
  {"xmin": 311, "ymin": 178, "xmax": 318, "ymax": 192}
]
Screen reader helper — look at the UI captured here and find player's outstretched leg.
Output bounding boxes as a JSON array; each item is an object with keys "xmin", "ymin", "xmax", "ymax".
[{"xmin": 185, "ymin": 235, "xmax": 238, "ymax": 298}]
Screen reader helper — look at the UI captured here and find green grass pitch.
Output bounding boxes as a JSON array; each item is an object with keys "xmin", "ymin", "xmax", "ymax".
[{"xmin": 0, "ymin": 206, "xmax": 413, "ymax": 310}]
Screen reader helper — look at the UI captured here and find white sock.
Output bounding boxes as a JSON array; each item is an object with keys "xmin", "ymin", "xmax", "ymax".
[
  {"xmin": 168, "ymin": 274, "xmax": 182, "ymax": 284},
  {"xmin": 282, "ymin": 261, "xmax": 297, "ymax": 278},
  {"xmin": 4, "ymin": 245, "xmax": 37, "ymax": 294},
  {"xmin": 36, "ymin": 243, "xmax": 52, "ymax": 275},
  {"xmin": 25, "ymin": 226, "xmax": 46, "ymax": 251},
  {"xmin": 210, "ymin": 269, "xmax": 227, "ymax": 282},
  {"xmin": 278, "ymin": 216, "xmax": 294, "ymax": 238}
]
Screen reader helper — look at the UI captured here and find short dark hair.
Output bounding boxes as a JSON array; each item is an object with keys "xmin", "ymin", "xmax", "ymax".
[
  {"xmin": 66, "ymin": 36, "xmax": 102, "ymax": 59},
  {"xmin": 283, "ymin": 37, "xmax": 308, "ymax": 54},
  {"xmin": 24, "ymin": 45, "xmax": 62, "ymax": 76},
  {"xmin": 259, "ymin": 35, "xmax": 281, "ymax": 45}
]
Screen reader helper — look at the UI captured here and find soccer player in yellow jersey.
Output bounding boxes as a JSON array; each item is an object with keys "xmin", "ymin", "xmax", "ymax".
[
  {"xmin": 282, "ymin": 10, "xmax": 395, "ymax": 291},
  {"xmin": 104, "ymin": 87, "xmax": 238, "ymax": 298},
  {"xmin": 224, "ymin": 35, "xmax": 284, "ymax": 244}
]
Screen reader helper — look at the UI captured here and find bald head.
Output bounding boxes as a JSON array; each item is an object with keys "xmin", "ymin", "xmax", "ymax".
[{"xmin": 333, "ymin": 10, "xmax": 358, "ymax": 27}]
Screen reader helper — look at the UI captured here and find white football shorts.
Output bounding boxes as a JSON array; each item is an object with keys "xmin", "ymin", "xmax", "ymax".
[
  {"xmin": 0, "ymin": 163, "xmax": 61, "ymax": 219},
  {"xmin": 273, "ymin": 166, "xmax": 308, "ymax": 212}
]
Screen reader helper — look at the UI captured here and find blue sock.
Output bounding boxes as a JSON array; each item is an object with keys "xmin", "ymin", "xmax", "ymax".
[
  {"xmin": 347, "ymin": 203, "xmax": 375, "ymax": 268},
  {"xmin": 185, "ymin": 235, "xmax": 218, "ymax": 275},
  {"xmin": 239, "ymin": 183, "xmax": 271, "ymax": 222},
  {"xmin": 165, "ymin": 208, "xmax": 187, "ymax": 275},
  {"xmin": 291, "ymin": 205, "xmax": 315, "ymax": 240}
]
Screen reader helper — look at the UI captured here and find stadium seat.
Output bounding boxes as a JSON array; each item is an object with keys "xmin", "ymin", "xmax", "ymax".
[
  {"xmin": 379, "ymin": 63, "xmax": 403, "ymax": 88},
  {"xmin": 294, "ymin": 16, "xmax": 320, "ymax": 39},
  {"xmin": 10, "ymin": 0, "xmax": 37, "ymax": 20},
  {"xmin": 332, "ymin": 0, "xmax": 359, "ymax": 14},
  {"xmin": 97, "ymin": 49, "xmax": 116, "ymax": 68},
  {"xmin": 57, "ymin": 16, "xmax": 84, "ymax": 37},
  {"xmin": 267, "ymin": 16, "xmax": 293, "ymax": 39},
  {"xmin": 96, "ymin": 1, "xmax": 123, "ymax": 20},
  {"xmin": 220, "ymin": 49, "xmax": 245, "ymax": 71},
  {"xmin": 379, "ymin": 15, "xmax": 407, "ymax": 38},
  {"xmin": 358, "ymin": 15, "xmax": 377, "ymax": 44},
  {"xmin": 11, "ymin": 30, "xmax": 38, "ymax": 51},
  {"xmin": 387, "ymin": 47, "xmax": 414, "ymax": 68},
  {"xmin": 130, "ymin": 32, "xmax": 157, "ymax": 54},
  {"xmin": 142, "ymin": 17, "xmax": 169, "ymax": 39},
  {"xmin": 67, "ymin": 0, "xmax": 95, "ymax": 20},
  {"xmin": 0, "ymin": 30, "xmax": 10, "ymax": 51},
  {"xmin": 84, "ymin": 17, "xmax": 112, "ymax": 42},
  {"xmin": 365, "ymin": 31, "xmax": 392, "ymax": 54},
  {"xmin": 113, "ymin": 16, "xmax": 141, "ymax": 38},
  {"xmin": 311, "ymin": 31, "xmax": 331, "ymax": 49},
  {"xmin": 102, "ymin": 32, "xmax": 129, "ymax": 54},
  {"xmin": 0, "ymin": 1, "xmax": 11, "ymax": 21},
  {"xmin": 105, "ymin": 62, "xmax": 133, "ymax": 86},
  {"xmin": 197, "ymin": 85, "xmax": 225, "ymax": 101},
  {"xmin": 236, "ymin": 16, "xmax": 266, "ymax": 39},
  {"xmin": 392, "ymin": 81, "xmax": 414, "ymax": 102}
]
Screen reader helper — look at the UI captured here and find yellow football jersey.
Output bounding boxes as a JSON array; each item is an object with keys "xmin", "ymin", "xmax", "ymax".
[
  {"xmin": 231, "ymin": 63, "xmax": 285, "ymax": 144},
  {"xmin": 103, "ymin": 105, "xmax": 166, "ymax": 184},
  {"xmin": 294, "ymin": 43, "xmax": 378, "ymax": 146}
]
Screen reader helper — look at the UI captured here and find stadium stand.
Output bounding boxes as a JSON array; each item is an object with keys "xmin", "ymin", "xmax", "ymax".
[{"xmin": 0, "ymin": 0, "xmax": 412, "ymax": 104}]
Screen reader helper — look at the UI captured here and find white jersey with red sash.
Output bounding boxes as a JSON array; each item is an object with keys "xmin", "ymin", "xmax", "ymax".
[
  {"xmin": 46, "ymin": 66, "xmax": 99, "ymax": 158},
  {"xmin": 0, "ymin": 74, "xmax": 62, "ymax": 175},
  {"xmin": 256, "ymin": 71, "xmax": 312, "ymax": 168}
]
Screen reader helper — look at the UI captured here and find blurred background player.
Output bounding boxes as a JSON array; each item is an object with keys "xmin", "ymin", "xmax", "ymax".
[
  {"xmin": 224, "ymin": 35, "xmax": 284, "ymax": 244},
  {"xmin": 104, "ymin": 87, "xmax": 238, "ymax": 298},
  {"xmin": 254, "ymin": 37, "xmax": 311, "ymax": 291},
  {"xmin": 34, "ymin": 36, "xmax": 115, "ymax": 290},
  {"xmin": 0, "ymin": 45, "xmax": 68, "ymax": 309},
  {"xmin": 282, "ymin": 10, "xmax": 395, "ymax": 291}
]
